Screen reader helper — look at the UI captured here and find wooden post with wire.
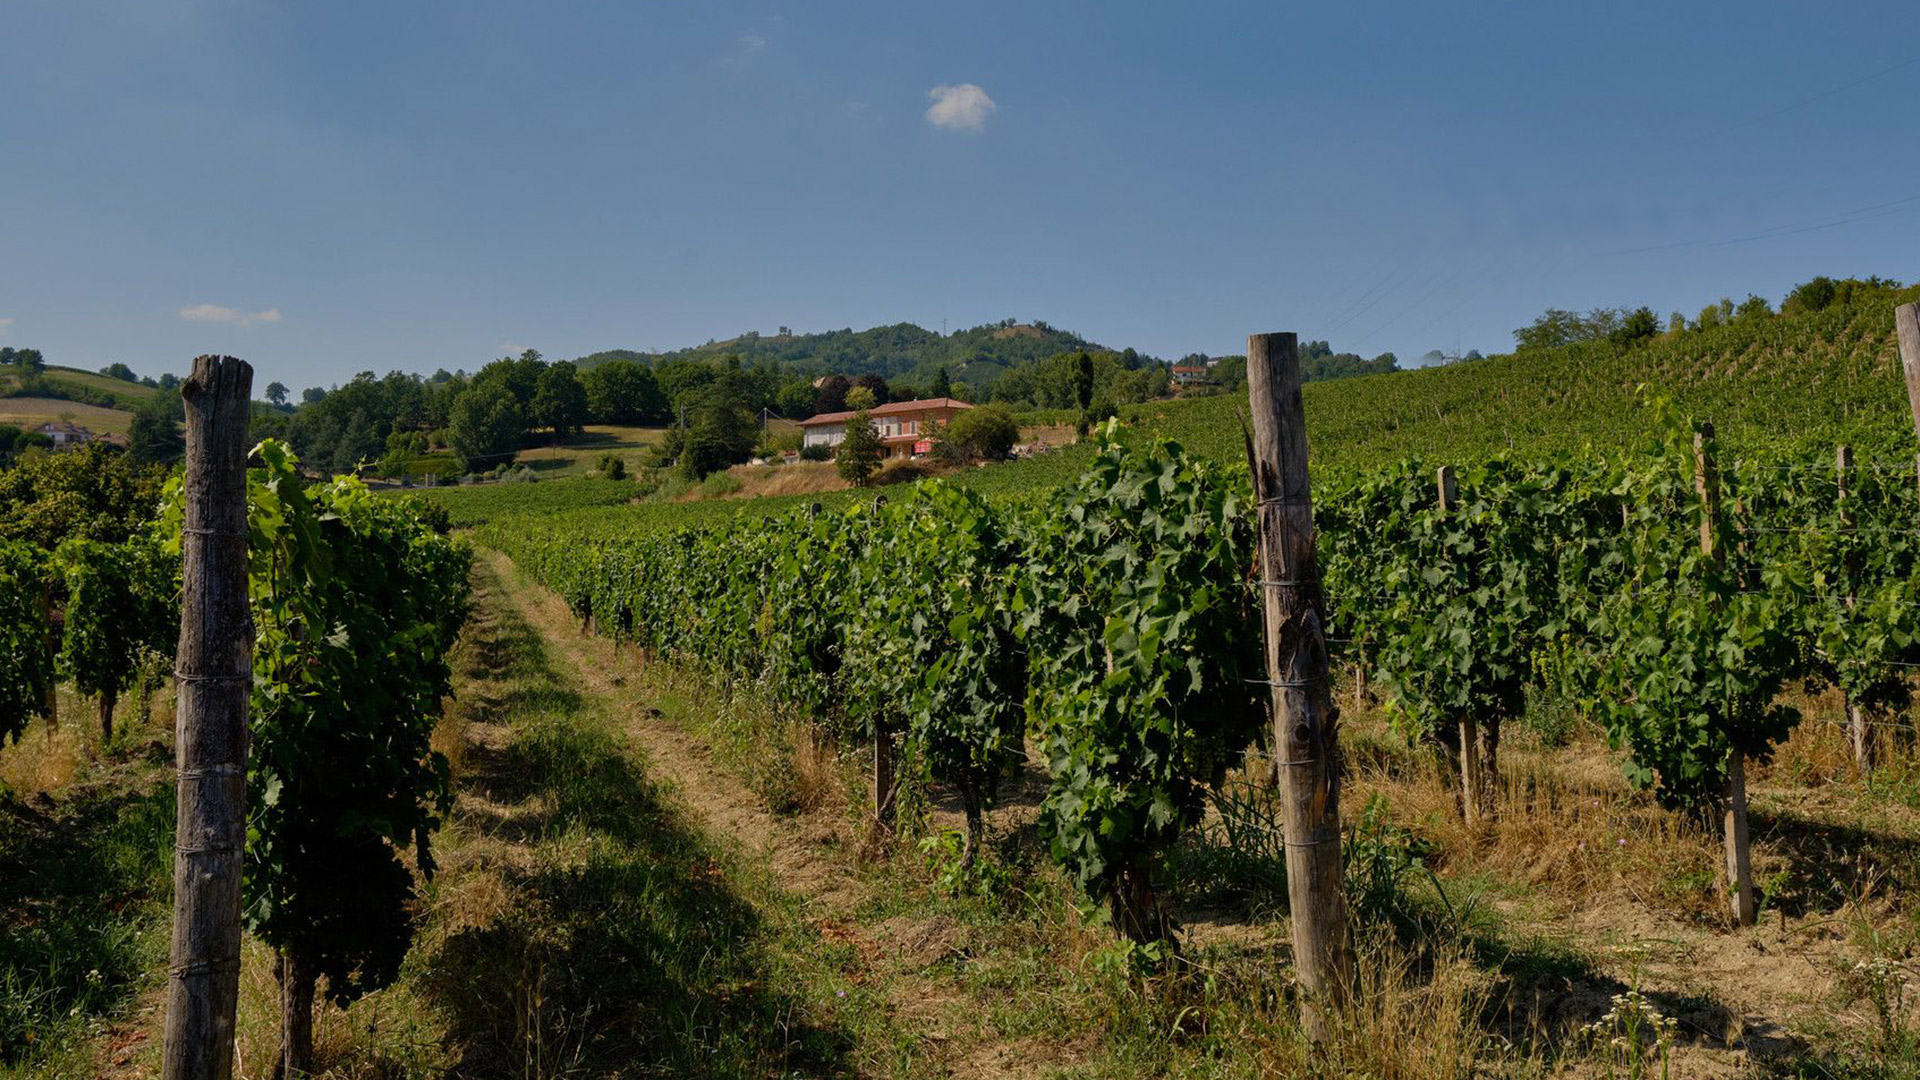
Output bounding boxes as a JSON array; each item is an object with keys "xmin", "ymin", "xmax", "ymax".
[
  {"xmin": 1246, "ymin": 331, "xmax": 1351, "ymax": 1039},
  {"xmin": 162, "ymin": 355, "xmax": 253, "ymax": 1080},
  {"xmin": 1697, "ymin": 423, "xmax": 1756, "ymax": 926}
]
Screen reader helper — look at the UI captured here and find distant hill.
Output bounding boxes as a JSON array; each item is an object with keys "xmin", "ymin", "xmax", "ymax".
[
  {"xmin": 573, "ymin": 319, "xmax": 1121, "ymax": 387},
  {"xmin": 0, "ymin": 365, "xmax": 159, "ymax": 409},
  {"xmin": 0, "ymin": 365, "xmax": 159, "ymax": 439}
]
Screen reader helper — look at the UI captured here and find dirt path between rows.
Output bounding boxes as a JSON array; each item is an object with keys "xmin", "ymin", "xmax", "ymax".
[
  {"xmin": 480, "ymin": 549, "xmax": 867, "ymax": 917},
  {"xmin": 481, "ymin": 550, "xmax": 1080, "ymax": 1077}
]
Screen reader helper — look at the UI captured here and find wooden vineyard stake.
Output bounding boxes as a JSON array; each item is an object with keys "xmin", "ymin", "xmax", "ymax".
[
  {"xmin": 1836, "ymin": 444, "xmax": 1873, "ymax": 774},
  {"xmin": 1246, "ymin": 331, "xmax": 1351, "ymax": 1040},
  {"xmin": 1697, "ymin": 424, "xmax": 1756, "ymax": 926},
  {"xmin": 162, "ymin": 356, "xmax": 253, "ymax": 1080},
  {"xmin": 1434, "ymin": 465, "xmax": 1485, "ymax": 825},
  {"xmin": 1896, "ymin": 302, "xmax": 1920, "ymax": 441}
]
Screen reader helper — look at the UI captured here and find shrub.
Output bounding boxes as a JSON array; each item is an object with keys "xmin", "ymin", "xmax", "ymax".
[
  {"xmin": 944, "ymin": 405, "xmax": 1020, "ymax": 460},
  {"xmin": 596, "ymin": 453, "xmax": 628, "ymax": 480},
  {"xmin": 698, "ymin": 470, "xmax": 742, "ymax": 498}
]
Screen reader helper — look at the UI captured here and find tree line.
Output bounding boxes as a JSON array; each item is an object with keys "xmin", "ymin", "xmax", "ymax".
[{"xmin": 1511, "ymin": 275, "xmax": 1906, "ymax": 353}]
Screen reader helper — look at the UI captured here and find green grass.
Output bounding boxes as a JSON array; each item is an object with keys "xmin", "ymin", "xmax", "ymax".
[
  {"xmin": 0, "ymin": 777, "xmax": 173, "ymax": 1079},
  {"xmin": 374, "ymin": 563, "xmax": 913, "ymax": 1077}
]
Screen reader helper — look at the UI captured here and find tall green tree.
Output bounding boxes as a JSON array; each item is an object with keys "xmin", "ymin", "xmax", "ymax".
[
  {"xmin": 581, "ymin": 360, "xmax": 666, "ymax": 424},
  {"xmin": 531, "ymin": 361, "xmax": 589, "ymax": 441},
  {"xmin": 931, "ymin": 366, "xmax": 952, "ymax": 398},
  {"xmin": 944, "ymin": 405, "xmax": 1019, "ymax": 460},
  {"xmin": 446, "ymin": 382, "xmax": 525, "ymax": 472},
  {"xmin": 1070, "ymin": 351, "xmax": 1095, "ymax": 434},
  {"xmin": 676, "ymin": 367, "xmax": 759, "ymax": 479},
  {"xmin": 835, "ymin": 410, "xmax": 883, "ymax": 486}
]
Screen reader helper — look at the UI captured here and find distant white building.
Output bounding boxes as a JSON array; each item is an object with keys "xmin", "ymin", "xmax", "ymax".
[{"xmin": 36, "ymin": 421, "xmax": 95, "ymax": 448}]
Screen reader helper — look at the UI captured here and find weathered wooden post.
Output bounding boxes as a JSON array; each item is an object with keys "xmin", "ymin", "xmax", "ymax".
[
  {"xmin": 868, "ymin": 494, "xmax": 897, "ymax": 831},
  {"xmin": 1247, "ymin": 331, "xmax": 1351, "ymax": 1038},
  {"xmin": 162, "ymin": 356, "xmax": 253, "ymax": 1080},
  {"xmin": 1895, "ymin": 303, "xmax": 1920, "ymax": 438},
  {"xmin": 1696, "ymin": 424, "xmax": 1756, "ymax": 926},
  {"xmin": 1835, "ymin": 444, "xmax": 1873, "ymax": 774}
]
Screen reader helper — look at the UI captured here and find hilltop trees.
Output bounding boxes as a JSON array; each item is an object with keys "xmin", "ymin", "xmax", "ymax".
[
  {"xmin": 0, "ymin": 347, "xmax": 46, "ymax": 375},
  {"xmin": 581, "ymin": 360, "xmax": 667, "ymax": 424},
  {"xmin": 1780, "ymin": 275, "xmax": 1904, "ymax": 316},
  {"xmin": 1514, "ymin": 306, "xmax": 1659, "ymax": 351}
]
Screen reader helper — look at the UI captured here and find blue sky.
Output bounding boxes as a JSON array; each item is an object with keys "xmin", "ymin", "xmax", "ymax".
[{"xmin": 2, "ymin": 0, "xmax": 1916, "ymax": 390}]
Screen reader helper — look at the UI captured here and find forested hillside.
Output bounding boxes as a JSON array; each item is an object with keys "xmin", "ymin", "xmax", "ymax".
[{"xmin": 576, "ymin": 318, "xmax": 1118, "ymax": 386}]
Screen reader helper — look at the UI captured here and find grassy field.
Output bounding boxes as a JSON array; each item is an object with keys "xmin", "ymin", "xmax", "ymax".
[
  {"xmin": 510, "ymin": 424, "xmax": 667, "ymax": 476},
  {"xmin": 0, "ymin": 398, "xmax": 136, "ymax": 436}
]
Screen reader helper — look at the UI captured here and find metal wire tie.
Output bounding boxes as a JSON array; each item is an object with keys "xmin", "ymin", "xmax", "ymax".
[
  {"xmin": 179, "ymin": 527, "xmax": 247, "ymax": 538},
  {"xmin": 1245, "ymin": 674, "xmax": 1328, "ymax": 687},
  {"xmin": 169, "ymin": 957, "xmax": 241, "ymax": 979},
  {"xmin": 177, "ymin": 765, "xmax": 242, "ymax": 780}
]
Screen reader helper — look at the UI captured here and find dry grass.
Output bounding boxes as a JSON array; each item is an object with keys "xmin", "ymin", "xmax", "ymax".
[
  {"xmin": 717, "ymin": 460, "xmax": 847, "ymax": 499},
  {"xmin": 788, "ymin": 721, "xmax": 845, "ymax": 816},
  {"xmin": 0, "ymin": 682, "xmax": 173, "ymax": 798},
  {"xmin": 1297, "ymin": 935, "xmax": 1512, "ymax": 1079},
  {"xmin": 1338, "ymin": 712, "xmax": 1727, "ymax": 923}
]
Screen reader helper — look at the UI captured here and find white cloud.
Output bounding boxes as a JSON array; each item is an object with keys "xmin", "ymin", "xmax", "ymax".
[
  {"xmin": 0, "ymin": 317, "xmax": 12, "ymax": 337},
  {"xmin": 179, "ymin": 303, "xmax": 283, "ymax": 327},
  {"xmin": 925, "ymin": 83, "xmax": 995, "ymax": 132},
  {"xmin": 739, "ymin": 33, "xmax": 766, "ymax": 53}
]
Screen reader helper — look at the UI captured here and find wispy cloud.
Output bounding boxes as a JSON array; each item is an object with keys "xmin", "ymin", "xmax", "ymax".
[
  {"xmin": 0, "ymin": 317, "xmax": 12, "ymax": 337},
  {"xmin": 738, "ymin": 33, "xmax": 766, "ymax": 53},
  {"xmin": 925, "ymin": 83, "xmax": 995, "ymax": 132},
  {"xmin": 179, "ymin": 303, "xmax": 283, "ymax": 327}
]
